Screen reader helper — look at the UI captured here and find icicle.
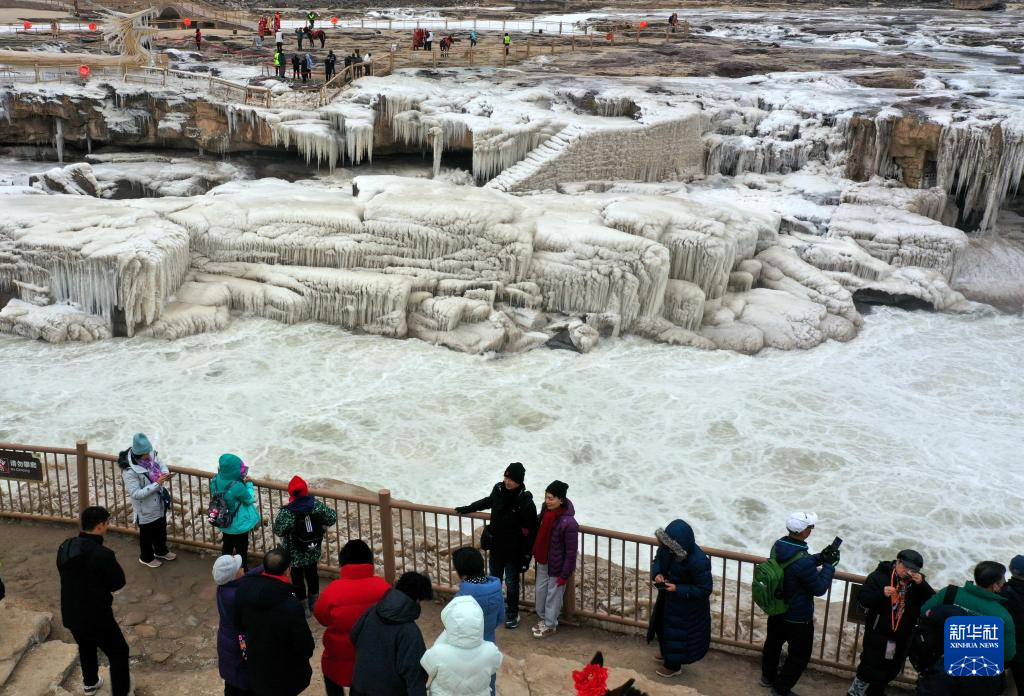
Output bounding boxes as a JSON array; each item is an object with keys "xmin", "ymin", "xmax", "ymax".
[
  {"xmin": 431, "ymin": 127, "xmax": 443, "ymax": 179},
  {"xmin": 53, "ymin": 118, "xmax": 65, "ymax": 164}
]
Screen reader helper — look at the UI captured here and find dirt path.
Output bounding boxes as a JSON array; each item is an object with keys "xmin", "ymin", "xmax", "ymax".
[{"xmin": 0, "ymin": 518, "xmax": 853, "ymax": 695}]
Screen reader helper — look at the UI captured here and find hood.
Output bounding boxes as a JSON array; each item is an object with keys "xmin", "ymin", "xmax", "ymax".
[
  {"xmin": 458, "ymin": 576, "xmax": 502, "ymax": 600},
  {"xmin": 440, "ymin": 596, "xmax": 485, "ymax": 649},
  {"xmin": 657, "ymin": 519, "xmax": 694, "ymax": 560},
  {"xmin": 242, "ymin": 574, "xmax": 296, "ymax": 610},
  {"xmin": 773, "ymin": 536, "xmax": 808, "ymax": 563},
  {"xmin": 376, "ymin": 588, "xmax": 421, "ymax": 625},
  {"xmin": 216, "ymin": 453, "xmax": 244, "ymax": 483},
  {"xmin": 57, "ymin": 534, "xmax": 100, "ymax": 570},
  {"xmin": 285, "ymin": 495, "xmax": 315, "ymax": 514}
]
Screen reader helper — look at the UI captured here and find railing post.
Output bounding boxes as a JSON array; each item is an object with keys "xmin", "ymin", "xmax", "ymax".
[
  {"xmin": 565, "ymin": 572, "xmax": 576, "ymax": 621},
  {"xmin": 379, "ymin": 489, "xmax": 396, "ymax": 585},
  {"xmin": 76, "ymin": 439, "xmax": 89, "ymax": 515}
]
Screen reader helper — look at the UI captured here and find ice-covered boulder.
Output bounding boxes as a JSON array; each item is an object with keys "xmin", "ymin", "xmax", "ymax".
[
  {"xmin": 28, "ymin": 163, "xmax": 101, "ymax": 197},
  {"xmin": 0, "ymin": 299, "xmax": 111, "ymax": 343}
]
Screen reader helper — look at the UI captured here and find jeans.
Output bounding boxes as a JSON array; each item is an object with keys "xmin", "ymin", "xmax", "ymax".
[
  {"xmin": 221, "ymin": 532, "xmax": 250, "ymax": 570},
  {"xmin": 489, "ymin": 549, "xmax": 521, "ymax": 619},
  {"xmin": 761, "ymin": 615, "xmax": 814, "ymax": 694},
  {"xmin": 138, "ymin": 516, "xmax": 168, "ymax": 562},
  {"xmin": 325, "ymin": 677, "xmax": 346, "ymax": 696},
  {"xmin": 534, "ymin": 563, "xmax": 566, "ymax": 628},
  {"xmin": 70, "ymin": 619, "xmax": 131, "ymax": 696},
  {"xmin": 291, "ymin": 564, "xmax": 319, "ymax": 600}
]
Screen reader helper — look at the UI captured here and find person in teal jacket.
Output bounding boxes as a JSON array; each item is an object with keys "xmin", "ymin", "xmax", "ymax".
[{"xmin": 210, "ymin": 453, "xmax": 260, "ymax": 570}]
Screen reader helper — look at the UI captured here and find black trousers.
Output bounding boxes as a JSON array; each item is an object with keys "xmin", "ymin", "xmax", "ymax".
[
  {"xmin": 221, "ymin": 532, "xmax": 250, "ymax": 570},
  {"xmin": 70, "ymin": 619, "xmax": 130, "ymax": 696},
  {"xmin": 325, "ymin": 676, "xmax": 346, "ymax": 696},
  {"xmin": 1010, "ymin": 658, "xmax": 1024, "ymax": 696},
  {"xmin": 138, "ymin": 516, "xmax": 168, "ymax": 562},
  {"xmin": 488, "ymin": 548, "xmax": 521, "ymax": 619},
  {"xmin": 291, "ymin": 564, "xmax": 319, "ymax": 600},
  {"xmin": 855, "ymin": 628, "xmax": 911, "ymax": 693},
  {"xmin": 761, "ymin": 615, "xmax": 814, "ymax": 694},
  {"xmin": 225, "ymin": 684, "xmax": 256, "ymax": 696}
]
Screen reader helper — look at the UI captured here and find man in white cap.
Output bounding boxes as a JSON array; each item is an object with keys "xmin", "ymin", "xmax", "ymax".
[{"xmin": 760, "ymin": 511, "xmax": 839, "ymax": 696}]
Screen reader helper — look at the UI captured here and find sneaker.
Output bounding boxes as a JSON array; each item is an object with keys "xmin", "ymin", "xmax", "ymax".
[
  {"xmin": 653, "ymin": 653, "xmax": 664, "ymax": 664},
  {"xmin": 139, "ymin": 558, "xmax": 162, "ymax": 568},
  {"xmin": 505, "ymin": 615, "xmax": 521, "ymax": 629},
  {"xmin": 84, "ymin": 676, "xmax": 104, "ymax": 694},
  {"xmin": 759, "ymin": 677, "xmax": 774, "ymax": 688},
  {"xmin": 533, "ymin": 624, "xmax": 557, "ymax": 638},
  {"xmin": 656, "ymin": 666, "xmax": 683, "ymax": 678},
  {"xmin": 154, "ymin": 552, "xmax": 176, "ymax": 561}
]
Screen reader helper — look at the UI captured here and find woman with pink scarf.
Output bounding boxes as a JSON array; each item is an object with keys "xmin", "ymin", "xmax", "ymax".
[{"xmin": 118, "ymin": 433, "xmax": 176, "ymax": 568}]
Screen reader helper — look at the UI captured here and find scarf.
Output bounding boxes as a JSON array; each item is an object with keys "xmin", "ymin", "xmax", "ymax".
[
  {"xmin": 890, "ymin": 567, "xmax": 910, "ymax": 632},
  {"xmin": 134, "ymin": 453, "xmax": 163, "ymax": 483},
  {"xmin": 532, "ymin": 507, "xmax": 563, "ymax": 564}
]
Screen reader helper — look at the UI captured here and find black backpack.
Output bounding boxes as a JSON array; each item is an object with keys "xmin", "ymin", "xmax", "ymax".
[
  {"xmin": 291, "ymin": 511, "xmax": 324, "ymax": 551},
  {"xmin": 907, "ymin": 586, "xmax": 974, "ymax": 672}
]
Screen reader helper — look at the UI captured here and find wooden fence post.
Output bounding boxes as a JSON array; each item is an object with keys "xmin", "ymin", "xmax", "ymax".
[
  {"xmin": 76, "ymin": 440, "xmax": 89, "ymax": 515},
  {"xmin": 379, "ymin": 489, "xmax": 396, "ymax": 584},
  {"xmin": 525, "ymin": 38, "xmax": 530, "ymax": 58},
  {"xmin": 565, "ymin": 572, "xmax": 577, "ymax": 622}
]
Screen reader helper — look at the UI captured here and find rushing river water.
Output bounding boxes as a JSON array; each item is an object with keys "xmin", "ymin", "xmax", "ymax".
[{"xmin": 2, "ymin": 307, "xmax": 1022, "ymax": 580}]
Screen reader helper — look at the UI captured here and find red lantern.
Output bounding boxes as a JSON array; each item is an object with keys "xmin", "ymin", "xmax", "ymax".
[
  {"xmin": 183, "ymin": 17, "xmax": 192, "ymax": 27},
  {"xmin": 79, "ymin": 64, "xmax": 90, "ymax": 77},
  {"xmin": 605, "ymin": 31, "xmax": 613, "ymax": 41},
  {"xmin": 88, "ymin": 21, "xmax": 97, "ymax": 31},
  {"xmin": 23, "ymin": 20, "xmax": 32, "ymax": 30},
  {"xmin": 330, "ymin": 16, "xmax": 338, "ymax": 25},
  {"xmin": 639, "ymin": 20, "xmax": 648, "ymax": 28}
]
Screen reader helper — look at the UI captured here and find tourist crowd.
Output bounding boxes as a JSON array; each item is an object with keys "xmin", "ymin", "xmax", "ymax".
[{"xmin": 26, "ymin": 433, "xmax": 1021, "ymax": 696}]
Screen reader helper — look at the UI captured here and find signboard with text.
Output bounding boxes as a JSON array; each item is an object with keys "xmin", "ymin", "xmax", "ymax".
[{"xmin": 0, "ymin": 450, "xmax": 46, "ymax": 482}]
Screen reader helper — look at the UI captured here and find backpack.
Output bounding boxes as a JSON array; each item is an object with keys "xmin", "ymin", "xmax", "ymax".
[
  {"xmin": 207, "ymin": 480, "xmax": 238, "ymax": 528},
  {"xmin": 907, "ymin": 586, "xmax": 973, "ymax": 672},
  {"xmin": 291, "ymin": 510, "xmax": 324, "ymax": 551},
  {"xmin": 752, "ymin": 548, "xmax": 806, "ymax": 616}
]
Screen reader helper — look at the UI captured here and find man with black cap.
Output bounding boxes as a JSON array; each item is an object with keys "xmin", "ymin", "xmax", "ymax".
[
  {"xmin": 847, "ymin": 550, "xmax": 934, "ymax": 696},
  {"xmin": 1001, "ymin": 555, "xmax": 1024, "ymax": 695},
  {"xmin": 455, "ymin": 463, "xmax": 538, "ymax": 629}
]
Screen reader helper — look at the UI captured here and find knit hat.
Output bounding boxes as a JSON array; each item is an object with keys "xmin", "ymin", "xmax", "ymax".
[
  {"xmin": 545, "ymin": 480, "xmax": 569, "ymax": 501},
  {"xmin": 504, "ymin": 462, "xmax": 526, "ymax": 485},
  {"xmin": 131, "ymin": 433, "xmax": 152, "ymax": 456},
  {"xmin": 212, "ymin": 555, "xmax": 243, "ymax": 585},
  {"xmin": 288, "ymin": 475, "xmax": 308, "ymax": 502},
  {"xmin": 785, "ymin": 511, "xmax": 817, "ymax": 533},
  {"xmin": 1011, "ymin": 555, "xmax": 1024, "ymax": 578}
]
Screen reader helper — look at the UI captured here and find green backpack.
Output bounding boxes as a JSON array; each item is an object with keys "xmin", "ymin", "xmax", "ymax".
[{"xmin": 752, "ymin": 548, "xmax": 806, "ymax": 616}]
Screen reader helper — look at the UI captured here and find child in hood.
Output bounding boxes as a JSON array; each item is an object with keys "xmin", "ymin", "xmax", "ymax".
[{"xmin": 421, "ymin": 596, "xmax": 502, "ymax": 696}]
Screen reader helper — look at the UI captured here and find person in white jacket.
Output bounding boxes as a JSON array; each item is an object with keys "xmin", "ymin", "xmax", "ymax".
[{"xmin": 421, "ymin": 596, "xmax": 502, "ymax": 696}]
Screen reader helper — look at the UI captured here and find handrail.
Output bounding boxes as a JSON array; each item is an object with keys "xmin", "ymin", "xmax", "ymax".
[{"xmin": 0, "ymin": 439, "xmax": 882, "ymax": 681}]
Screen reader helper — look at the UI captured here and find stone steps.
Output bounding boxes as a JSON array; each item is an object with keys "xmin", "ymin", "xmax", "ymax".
[
  {"xmin": 0, "ymin": 603, "xmax": 53, "ymax": 688},
  {"xmin": 485, "ymin": 124, "xmax": 585, "ymax": 192},
  {"xmin": 2, "ymin": 639, "xmax": 79, "ymax": 696}
]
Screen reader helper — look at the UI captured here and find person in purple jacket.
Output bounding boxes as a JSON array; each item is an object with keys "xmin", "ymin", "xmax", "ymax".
[
  {"xmin": 213, "ymin": 555, "xmax": 254, "ymax": 696},
  {"xmin": 530, "ymin": 480, "xmax": 578, "ymax": 638}
]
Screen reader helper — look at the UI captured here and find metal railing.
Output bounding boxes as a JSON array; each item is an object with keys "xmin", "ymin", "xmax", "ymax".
[{"xmin": 0, "ymin": 440, "xmax": 877, "ymax": 679}]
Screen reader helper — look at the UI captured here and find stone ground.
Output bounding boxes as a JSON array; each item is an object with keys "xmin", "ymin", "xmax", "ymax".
[{"xmin": 0, "ymin": 518, "xmax": 855, "ymax": 695}]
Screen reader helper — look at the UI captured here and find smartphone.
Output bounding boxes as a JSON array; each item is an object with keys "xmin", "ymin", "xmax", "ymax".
[
  {"xmin": 654, "ymin": 581, "xmax": 667, "ymax": 590},
  {"xmin": 831, "ymin": 536, "xmax": 843, "ymax": 549}
]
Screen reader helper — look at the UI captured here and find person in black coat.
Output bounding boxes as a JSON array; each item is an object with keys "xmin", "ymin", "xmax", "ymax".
[
  {"xmin": 647, "ymin": 519, "xmax": 713, "ymax": 677},
  {"xmin": 1002, "ymin": 555, "xmax": 1024, "ymax": 696},
  {"xmin": 455, "ymin": 462, "xmax": 538, "ymax": 628},
  {"xmin": 848, "ymin": 550, "xmax": 935, "ymax": 696},
  {"xmin": 350, "ymin": 571, "xmax": 432, "ymax": 696},
  {"xmin": 233, "ymin": 548, "xmax": 315, "ymax": 696},
  {"xmin": 57, "ymin": 506, "xmax": 130, "ymax": 696}
]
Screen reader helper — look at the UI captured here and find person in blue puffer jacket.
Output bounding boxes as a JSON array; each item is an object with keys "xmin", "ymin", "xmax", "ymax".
[
  {"xmin": 760, "ymin": 511, "xmax": 838, "ymax": 696},
  {"xmin": 646, "ymin": 519, "xmax": 713, "ymax": 678},
  {"xmin": 453, "ymin": 547, "xmax": 504, "ymax": 695},
  {"xmin": 210, "ymin": 454, "xmax": 261, "ymax": 571}
]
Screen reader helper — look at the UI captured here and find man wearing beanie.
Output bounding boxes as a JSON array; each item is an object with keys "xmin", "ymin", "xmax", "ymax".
[
  {"xmin": 760, "ymin": 511, "xmax": 837, "ymax": 696},
  {"xmin": 455, "ymin": 463, "xmax": 538, "ymax": 629},
  {"xmin": 530, "ymin": 480, "xmax": 578, "ymax": 638},
  {"xmin": 212, "ymin": 555, "xmax": 253, "ymax": 695},
  {"xmin": 847, "ymin": 550, "xmax": 934, "ymax": 696},
  {"xmin": 1001, "ymin": 555, "xmax": 1024, "ymax": 695}
]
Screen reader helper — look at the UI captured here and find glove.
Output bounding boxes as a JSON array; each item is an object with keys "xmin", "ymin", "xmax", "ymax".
[
  {"xmin": 820, "ymin": 546, "xmax": 841, "ymax": 567},
  {"xmin": 556, "ymin": 576, "xmax": 568, "ymax": 587},
  {"xmin": 454, "ymin": 506, "xmax": 469, "ymax": 515},
  {"xmin": 520, "ymin": 557, "xmax": 531, "ymax": 574}
]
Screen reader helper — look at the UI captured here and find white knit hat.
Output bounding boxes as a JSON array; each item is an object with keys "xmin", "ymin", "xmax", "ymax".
[
  {"xmin": 786, "ymin": 511, "xmax": 818, "ymax": 533},
  {"xmin": 213, "ymin": 555, "xmax": 243, "ymax": 585}
]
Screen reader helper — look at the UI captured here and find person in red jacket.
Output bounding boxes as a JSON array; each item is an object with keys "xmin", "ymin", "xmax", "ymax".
[{"xmin": 314, "ymin": 539, "xmax": 390, "ymax": 696}]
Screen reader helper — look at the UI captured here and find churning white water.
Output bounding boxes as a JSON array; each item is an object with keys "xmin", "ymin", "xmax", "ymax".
[{"xmin": 2, "ymin": 308, "xmax": 1022, "ymax": 581}]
